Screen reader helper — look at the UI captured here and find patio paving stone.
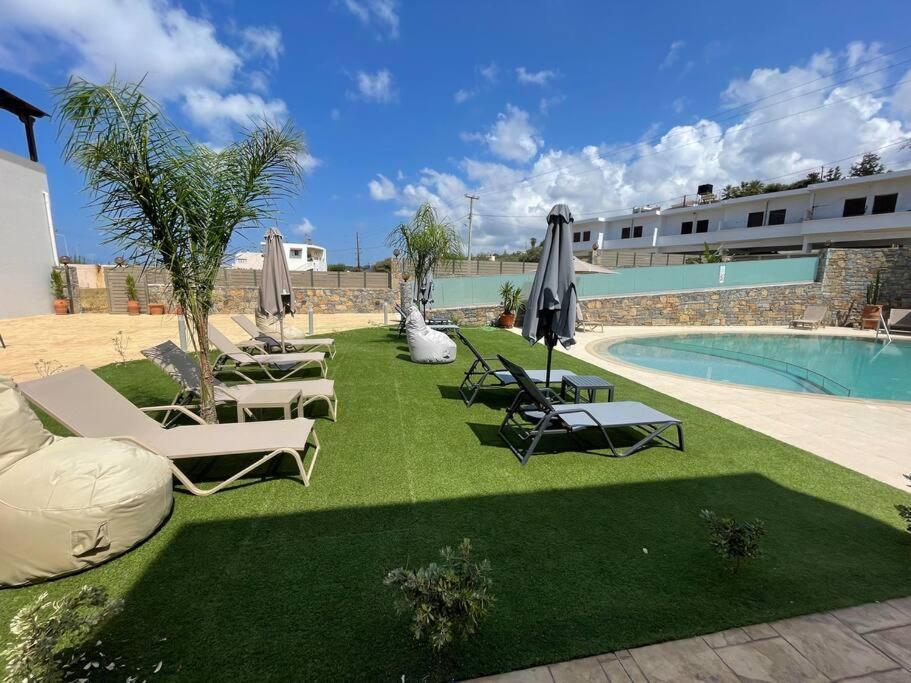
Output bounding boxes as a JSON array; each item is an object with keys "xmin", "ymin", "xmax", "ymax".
[
  {"xmin": 833, "ymin": 602, "xmax": 911, "ymax": 633},
  {"xmin": 714, "ymin": 637, "xmax": 827, "ymax": 682}
]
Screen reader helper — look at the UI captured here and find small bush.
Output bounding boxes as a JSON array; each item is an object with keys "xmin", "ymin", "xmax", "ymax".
[
  {"xmin": 50, "ymin": 270, "xmax": 66, "ymax": 300},
  {"xmin": 384, "ymin": 538, "xmax": 494, "ymax": 653},
  {"xmin": 2, "ymin": 586, "xmax": 123, "ymax": 683},
  {"xmin": 700, "ymin": 509, "xmax": 766, "ymax": 573},
  {"xmin": 897, "ymin": 504, "xmax": 911, "ymax": 533},
  {"xmin": 125, "ymin": 273, "xmax": 139, "ymax": 301}
]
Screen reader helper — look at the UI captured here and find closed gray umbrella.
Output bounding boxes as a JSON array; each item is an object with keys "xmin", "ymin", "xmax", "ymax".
[
  {"xmin": 413, "ymin": 269, "xmax": 434, "ymax": 318},
  {"xmin": 521, "ymin": 204, "xmax": 577, "ymax": 384},
  {"xmin": 258, "ymin": 227, "xmax": 295, "ymax": 351}
]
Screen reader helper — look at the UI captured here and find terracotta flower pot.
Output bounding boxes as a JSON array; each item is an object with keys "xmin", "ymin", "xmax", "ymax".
[
  {"xmin": 148, "ymin": 303, "xmax": 165, "ymax": 315},
  {"xmin": 861, "ymin": 304, "xmax": 883, "ymax": 329},
  {"xmin": 126, "ymin": 300, "xmax": 141, "ymax": 316},
  {"xmin": 53, "ymin": 299, "xmax": 69, "ymax": 315},
  {"xmin": 499, "ymin": 312, "xmax": 516, "ymax": 328}
]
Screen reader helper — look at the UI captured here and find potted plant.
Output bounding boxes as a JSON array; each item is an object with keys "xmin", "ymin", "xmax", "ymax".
[
  {"xmin": 861, "ymin": 271, "xmax": 883, "ymax": 330},
  {"xmin": 125, "ymin": 273, "xmax": 140, "ymax": 315},
  {"xmin": 50, "ymin": 269, "xmax": 69, "ymax": 315},
  {"xmin": 498, "ymin": 281, "xmax": 522, "ymax": 328}
]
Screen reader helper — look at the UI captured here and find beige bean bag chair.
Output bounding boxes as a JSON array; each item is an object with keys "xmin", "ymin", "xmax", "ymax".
[{"xmin": 0, "ymin": 376, "xmax": 173, "ymax": 587}]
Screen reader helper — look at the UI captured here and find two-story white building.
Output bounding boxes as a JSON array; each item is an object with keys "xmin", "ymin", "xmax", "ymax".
[
  {"xmin": 572, "ymin": 169, "xmax": 911, "ymax": 257},
  {"xmin": 232, "ymin": 241, "xmax": 328, "ymax": 272}
]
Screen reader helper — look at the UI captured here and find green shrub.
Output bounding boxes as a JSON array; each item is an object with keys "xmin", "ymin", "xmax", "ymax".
[
  {"xmin": 125, "ymin": 273, "xmax": 139, "ymax": 301},
  {"xmin": 50, "ymin": 270, "xmax": 65, "ymax": 300},
  {"xmin": 700, "ymin": 509, "xmax": 766, "ymax": 573},
  {"xmin": 498, "ymin": 281, "xmax": 522, "ymax": 314},
  {"xmin": 2, "ymin": 586, "xmax": 123, "ymax": 682},
  {"xmin": 384, "ymin": 538, "xmax": 494, "ymax": 653},
  {"xmin": 897, "ymin": 504, "xmax": 911, "ymax": 533}
]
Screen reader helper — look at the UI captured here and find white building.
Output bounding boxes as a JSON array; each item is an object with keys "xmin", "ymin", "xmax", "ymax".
[
  {"xmin": 0, "ymin": 89, "xmax": 59, "ymax": 319},
  {"xmin": 572, "ymin": 168, "xmax": 911, "ymax": 257},
  {"xmin": 232, "ymin": 241, "xmax": 328, "ymax": 271}
]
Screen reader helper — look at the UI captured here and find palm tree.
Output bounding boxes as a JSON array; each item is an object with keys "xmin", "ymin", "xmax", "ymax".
[
  {"xmin": 57, "ymin": 77, "xmax": 304, "ymax": 422},
  {"xmin": 386, "ymin": 203, "xmax": 462, "ymax": 307}
]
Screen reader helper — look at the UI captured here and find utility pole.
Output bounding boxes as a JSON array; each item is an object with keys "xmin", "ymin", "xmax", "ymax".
[
  {"xmin": 465, "ymin": 193, "xmax": 479, "ymax": 263},
  {"xmin": 355, "ymin": 232, "xmax": 361, "ymax": 271}
]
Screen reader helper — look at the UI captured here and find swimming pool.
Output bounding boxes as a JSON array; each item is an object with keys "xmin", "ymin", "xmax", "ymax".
[{"xmin": 598, "ymin": 333, "xmax": 911, "ymax": 402}]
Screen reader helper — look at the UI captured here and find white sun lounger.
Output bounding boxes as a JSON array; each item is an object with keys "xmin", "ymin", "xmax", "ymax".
[
  {"xmin": 231, "ymin": 314, "xmax": 336, "ymax": 358},
  {"xmin": 208, "ymin": 324, "xmax": 327, "ymax": 381},
  {"xmin": 19, "ymin": 367, "xmax": 320, "ymax": 496}
]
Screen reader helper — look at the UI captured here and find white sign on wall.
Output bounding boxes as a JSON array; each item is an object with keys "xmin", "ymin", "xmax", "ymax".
[{"xmin": 719, "ymin": 265, "xmax": 726, "ymax": 284}]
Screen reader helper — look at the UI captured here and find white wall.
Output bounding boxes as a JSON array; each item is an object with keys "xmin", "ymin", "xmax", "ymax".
[{"xmin": 0, "ymin": 150, "xmax": 58, "ymax": 319}]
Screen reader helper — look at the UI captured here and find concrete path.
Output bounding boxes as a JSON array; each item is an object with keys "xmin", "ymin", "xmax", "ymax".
[
  {"xmin": 551, "ymin": 325, "xmax": 911, "ymax": 491},
  {"xmin": 0, "ymin": 312, "xmax": 386, "ymax": 381},
  {"xmin": 471, "ymin": 597, "xmax": 911, "ymax": 682}
]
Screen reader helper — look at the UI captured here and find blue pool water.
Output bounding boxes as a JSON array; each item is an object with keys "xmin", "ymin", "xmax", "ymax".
[{"xmin": 598, "ymin": 333, "xmax": 911, "ymax": 402}]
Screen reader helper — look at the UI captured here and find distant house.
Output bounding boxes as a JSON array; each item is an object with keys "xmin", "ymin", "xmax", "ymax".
[
  {"xmin": 232, "ymin": 241, "xmax": 328, "ymax": 272},
  {"xmin": 0, "ymin": 88, "xmax": 58, "ymax": 319},
  {"xmin": 572, "ymin": 169, "xmax": 911, "ymax": 258}
]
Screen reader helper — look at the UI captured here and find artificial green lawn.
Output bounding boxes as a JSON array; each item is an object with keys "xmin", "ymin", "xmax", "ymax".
[{"xmin": 3, "ymin": 326, "xmax": 911, "ymax": 680}]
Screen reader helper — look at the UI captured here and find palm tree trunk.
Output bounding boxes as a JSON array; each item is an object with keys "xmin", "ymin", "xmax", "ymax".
[{"xmin": 193, "ymin": 314, "xmax": 218, "ymax": 424}]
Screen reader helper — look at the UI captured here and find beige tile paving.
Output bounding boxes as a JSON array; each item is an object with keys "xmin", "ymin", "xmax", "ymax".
[
  {"xmin": 466, "ymin": 597, "xmax": 911, "ymax": 683},
  {"xmin": 0, "ymin": 312, "xmax": 386, "ymax": 381},
  {"xmin": 541, "ymin": 325, "xmax": 911, "ymax": 490}
]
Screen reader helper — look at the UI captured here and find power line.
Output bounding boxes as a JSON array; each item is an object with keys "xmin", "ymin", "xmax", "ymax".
[{"xmin": 474, "ymin": 50, "xmax": 911, "ymax": 199}]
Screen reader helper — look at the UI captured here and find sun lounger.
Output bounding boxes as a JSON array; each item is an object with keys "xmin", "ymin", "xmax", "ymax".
[
  {"xmin": 789, "ymin": 305, "xmax": 828, "ymax": 330},
  {"xmin": 231, "ymin": 314, "xmax": 336, "ymax": 358},
  {"xmin": 496, "ymin": 354, "xmax": 683, "ymax": 464},
  {"xmin": 395, "ymin": 303, "xmax": 458, "ymax": 336},
  {"xmin": 887, "ymin": 308, "xmax": 911, "ymax": 333},
  {"xmin": 18, "ymin": 367, "xmax": 320, "ymax": 495},
  {"xmin": 456, "ymin": 331, "xmax": 574, "ymax": 406},
  {"xmin": 575, "ymin": 303, "xmax": 605, "ymax": 332},
  {"xmin": 208, "ymin": 324, "xmax": 327, "ymax": 380},
  {"xmin": 142, "ymin": 341, "xmax": 337, "ymax": 422}
]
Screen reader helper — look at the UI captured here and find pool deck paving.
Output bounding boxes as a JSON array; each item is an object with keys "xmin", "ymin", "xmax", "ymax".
[
  {"xmin": 470, "ymin": 597, "xmax": 911, "ymax": 682},
  {"xmin": 546, "ymin": 325, "xmax": 911, "ymax": 491}
]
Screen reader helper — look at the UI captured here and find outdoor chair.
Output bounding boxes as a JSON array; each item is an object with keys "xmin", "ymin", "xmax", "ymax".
[
  {"xmin": 575, "ymin": 303, "xmax": 605, "ymax": 333},
  {"xmin": 231, "ymin": 314, "xmax": 336, "ymax": 358},
  {"xmin": 395, "ymin": 303, "xmax": 457, "ymax": 336},
  {"xmin": 208, "ymin": 324, "xmax": 327, "ymax": 381},
  {"xmin": 405, "ymin": 309, "xmax": 456, "ymax": 363},
  {"xmin": 142, "ymin": 341, "xmax": 337, "ymax": 422},
  {"xmin": 456, "ymin": 331, "xmax": 574, "ymax": 406},
  {"xmin": 496, "ymin": 354, "xmax": 684, "ymax": 464},
  {"xmin": 886, "ymin": 308, "xmax": 911, "ymax": 334},
  {"xmin": 789, "ymin": 305, "xmax": 828, "ymax": 330},
  {"xmin": 18, "ymin": 366, "xmax": 321, "ymax": 496}
]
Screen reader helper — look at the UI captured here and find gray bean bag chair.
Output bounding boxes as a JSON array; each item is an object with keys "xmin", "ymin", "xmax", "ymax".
[
  {"xmin": 0, "ymin": 376, "xmax": 173, "ymax": 587},
  {"xmin": 405, "ymin": 310, "xmax": 456, "ymax": 364}
]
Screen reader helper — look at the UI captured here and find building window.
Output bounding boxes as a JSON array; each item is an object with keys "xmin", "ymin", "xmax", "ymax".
[
  {"xmin": 747, "ymin": 211, "xmax": 764, "ymax": 228},
  {"xmin": 696, "ymin": 219, "xmax": 709, "ymax": 233},
  {"xmin": 582, "ymin": 230, "xmax": 591, "ymax": 241},
  {"xmin": 872, "ymin": 193, "xmax": 898, "ymax": 215},
  {"xmin": 767, "ymin": 209, "xmax": 786, "ymax": 225},
  {"xmin": 621, "ymin": 227, "xmax": 631, "ymax": 239},
  {"xmin": 289, "ymin": 248, "xmax": 303, "ymax": 259},
  {"xmin": 681, "ymin": 221, "xmax": 693, "ymax": 235},
  {"xmin": 843, "ymin": 197, "xmax": 866, "ymax": 217},
  {"xmin": 573, "ymin": 232, "xmax": 581, "ymax": 243},
  {"xmin": 633, "ymin": 225, "xmax": 643, "ymax": 238}
]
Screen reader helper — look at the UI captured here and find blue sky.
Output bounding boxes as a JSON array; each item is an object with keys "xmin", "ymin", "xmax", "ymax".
[{"xmin": 2, "ymin": 0, "xmax": 911, "ymax": 266}]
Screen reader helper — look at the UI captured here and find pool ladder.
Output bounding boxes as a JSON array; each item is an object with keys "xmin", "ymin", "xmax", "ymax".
[{"xmin": 874, "ymin": 312, "xmax": 893, "ymax": 346}]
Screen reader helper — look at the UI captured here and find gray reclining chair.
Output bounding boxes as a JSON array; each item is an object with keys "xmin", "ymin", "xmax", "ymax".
[{"xmin": 496, "ymin": 355, "xmax": 684, "ymax": 464}]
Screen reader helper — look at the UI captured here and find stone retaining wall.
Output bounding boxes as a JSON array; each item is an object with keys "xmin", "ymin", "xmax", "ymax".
[{"xmin": 208, "ymin": 286, "xmax": 398, "ymax": 314}]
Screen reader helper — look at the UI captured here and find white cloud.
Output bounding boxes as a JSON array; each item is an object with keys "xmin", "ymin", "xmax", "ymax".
[
  {"xmin": 375, "ymin": 42, "xmax": 911, "ymax": 252},
  {"xmin": 351, "ymin": 68, "xmax": 396, "ymax": 102},
  {"xmin": 516, "ymin": 66, "xmax": 556, "ymax": 86},
  {"xmin": 454, "ymin": 88, "xmax": 476, "ymax": 104},
  {"xmin": 539, "ymin": 95, "xmax": 565, "ymax": 114},
  {"xmin": 298, "ymin": 153, "xmax": 322, "ymax": 175},
  {"xmin": 341, "ymin": 0, "xmax": 399, "ymax": 39},
  {"xmin": 182, "ymin": 89, "xmax": 288, "ymax": 140},
  {"xmin": 660, "ymin": 40, "xmax": 686, "ymax": 70},
  {"xmin": 462, "ymin": 104, "xmax": 542, "ymax": 163},
  {"xmin": 237, "ymin": 25, "xmax": 283, "ymax": 61},
  {"xmin": 294, "ymin": 218, "xmax": 316, "ymax": 235},
  {"xmin": 480, "ymin": 62, "xmax": 499, "ymax": 83},
  {"xmin": 368, "ymin": 173, "xmax": 397, "ymax": 200}
]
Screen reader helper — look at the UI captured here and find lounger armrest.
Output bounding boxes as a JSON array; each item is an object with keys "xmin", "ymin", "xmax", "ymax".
[{"xmin": 140, "ymin": 404, "xmax": 208, "ymax": 425}]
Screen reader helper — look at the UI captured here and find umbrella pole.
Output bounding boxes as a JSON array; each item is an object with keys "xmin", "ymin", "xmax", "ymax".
[
  {"xmin": 279, "ymin": 317, "xmax": 286, "ymax": 353},
  {"xmin": 545, "ymin": 332, "xmax": 554, "ymax": 387}
]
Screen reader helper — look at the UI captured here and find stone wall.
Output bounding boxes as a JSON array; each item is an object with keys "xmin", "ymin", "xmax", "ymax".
[
  {"xmin": 79, "ymin": 288, "xmax": 109, "ymax": 313},
  {"xmin": 432, "ymin": 304, "xmax": 504, "ymax": 327},
  {"xmin": 210, "ymin": 286, "xmax": 398, "ymax": 314},
  {"xmin": 818, "ymin": 247, "xmax": 911, "ymax": 324}
]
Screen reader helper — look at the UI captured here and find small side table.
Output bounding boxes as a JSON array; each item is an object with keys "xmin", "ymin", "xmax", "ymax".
[
  {"xmin": 561, "ymin": 374, "xmax": 615, "ymax": 404},
  {"xmin": 235, "ymin": 386, "xmax": 302, "ymax": 423}
]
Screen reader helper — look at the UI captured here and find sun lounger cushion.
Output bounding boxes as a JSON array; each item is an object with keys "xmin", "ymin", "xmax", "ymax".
[
  {"xmin": 0, "ymin": 376, "xmax": 55, "ymax": 474},
  {"xmin": 405, "ymin": 310, "xmax": 456, "ymax": 364}
]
